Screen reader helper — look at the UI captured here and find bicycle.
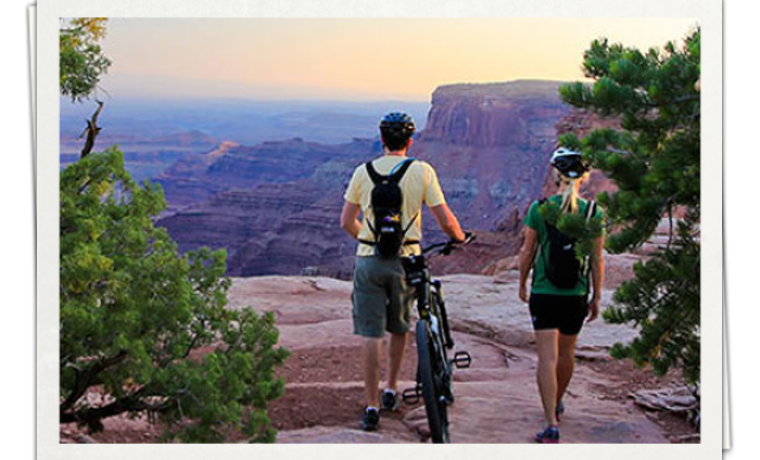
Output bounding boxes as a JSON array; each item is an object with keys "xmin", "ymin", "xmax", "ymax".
[{"xmin": 401, "ymin": 234, "xmax": 475, "ymax": 443}]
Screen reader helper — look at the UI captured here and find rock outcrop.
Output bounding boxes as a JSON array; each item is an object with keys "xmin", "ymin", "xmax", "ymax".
[{"xmin": 415, "ymin": 80, "xmax": 570, "ymax": 232}]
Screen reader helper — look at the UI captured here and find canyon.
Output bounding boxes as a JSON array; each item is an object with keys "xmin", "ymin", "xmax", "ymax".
[
  {"xmin": 154, "ymin": 80, "xmax": 583, "ymax": 277},
  {"xmin": 59, "ymin": 80, "xmax": 698, "ymax": 444}
]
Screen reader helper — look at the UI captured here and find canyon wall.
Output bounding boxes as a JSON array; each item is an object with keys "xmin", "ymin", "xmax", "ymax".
[
  {"xmin": 157, "ymin": 80, "xmax": 615, "ymax": 277},
  {"xmin": 157, "ymin": 138, "xmax": 378, "ymax": 277}
]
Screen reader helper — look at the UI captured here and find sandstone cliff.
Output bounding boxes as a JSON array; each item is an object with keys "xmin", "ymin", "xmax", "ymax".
[
  {"xmin": 415, "ymin": 80, "xmax": 570, "ymax": 232},
  {"xmin": 156, "ymin": 80, "xmax": 603, "ymax": 277}
]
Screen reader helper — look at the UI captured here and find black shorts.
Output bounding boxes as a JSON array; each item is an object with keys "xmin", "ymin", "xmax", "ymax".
[{"xmin": 528, "ymin": 293, "xmax": 589, "ymax": 336}]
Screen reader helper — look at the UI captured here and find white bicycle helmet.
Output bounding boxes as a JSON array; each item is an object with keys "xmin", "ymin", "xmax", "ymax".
[{"xmin": 550, "ymin": 147, "xmax": 589, "ymax": 178}]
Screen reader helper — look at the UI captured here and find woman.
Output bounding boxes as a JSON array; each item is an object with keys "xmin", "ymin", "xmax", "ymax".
[{"xmin": 518, "ymin": 147, "xmax": 605, "ymax": 443}]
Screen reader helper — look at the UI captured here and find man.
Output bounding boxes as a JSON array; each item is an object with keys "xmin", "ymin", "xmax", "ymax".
[{"xmin": 341, "ymin": 112, "xmax": 466, "ymax": 431}]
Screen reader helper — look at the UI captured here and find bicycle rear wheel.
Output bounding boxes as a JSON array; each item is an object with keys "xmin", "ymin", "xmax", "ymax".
[{"xmin": 416, "ymin": 320, "xmax": 450, "ymax": 443}]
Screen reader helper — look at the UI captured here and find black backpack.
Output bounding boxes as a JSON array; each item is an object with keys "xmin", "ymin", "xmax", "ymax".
[
  {"xmin": 359, "ymin": 158, "xmax": 419, "ymax": 258},
  {"xmin": 537, "ymin": 198, "xmax": 598, "ymax": 289}
]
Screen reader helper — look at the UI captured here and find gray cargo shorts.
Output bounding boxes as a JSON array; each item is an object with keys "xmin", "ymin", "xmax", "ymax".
[{"xmin": 352, "ymin": 256, "xmax": 415, "ymax": 338}]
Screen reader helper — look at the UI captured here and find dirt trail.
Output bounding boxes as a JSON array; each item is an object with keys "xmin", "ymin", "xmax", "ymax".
[
  {"xmin": 228, "ymin": 275, "xmax": 688, "ymax": 444},
  {"xmin": 61, "ymin": 273, "xmax": 695, "ymax": 444}
]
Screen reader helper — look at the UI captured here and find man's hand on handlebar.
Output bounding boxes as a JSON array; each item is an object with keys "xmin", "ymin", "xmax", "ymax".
[
  {"xmin": 452, "ymin": 231, "xmax": 475, "ymax": 245},
  {"xmin": 442, "ymin": 232, "xmax": 475, "ymax": 255},
  {"xmin": 422, "ymin": 232, "xmax": 475, "ymax": 256}
]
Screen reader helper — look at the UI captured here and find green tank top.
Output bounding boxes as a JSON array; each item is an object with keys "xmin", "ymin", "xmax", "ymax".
[{"xmin": 523, "ymin": 195, "xmax": 604, "ymax": 296}]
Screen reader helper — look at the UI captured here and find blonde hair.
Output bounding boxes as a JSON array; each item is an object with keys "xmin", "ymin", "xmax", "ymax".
[{"xmin": 555, "ymin": 170, "xmax": 589, "ymax": 214}]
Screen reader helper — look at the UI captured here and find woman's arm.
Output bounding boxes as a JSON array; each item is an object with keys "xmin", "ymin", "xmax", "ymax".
[{"xmin": 518, "ymin": 227, "xmax": 538, "ymax": 302}]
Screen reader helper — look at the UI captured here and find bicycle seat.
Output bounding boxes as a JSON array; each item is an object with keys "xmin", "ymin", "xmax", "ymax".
[{"xmin": 401, "ymin": 256, "xmax": 427, "ymax": 284}]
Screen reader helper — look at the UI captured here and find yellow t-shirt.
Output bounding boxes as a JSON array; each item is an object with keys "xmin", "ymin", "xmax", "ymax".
[{"xmin": 344, "ymin": 155, "xmax": 446, "ymax": 257}]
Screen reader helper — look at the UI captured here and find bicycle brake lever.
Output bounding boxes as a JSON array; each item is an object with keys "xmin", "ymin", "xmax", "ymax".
[{"xmin": 447, "ymin": 232, "xmax": 475, "ymax": 251}]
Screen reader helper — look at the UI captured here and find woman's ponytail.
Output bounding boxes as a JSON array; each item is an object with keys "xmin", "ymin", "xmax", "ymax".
[{"xmin": 556, "ymin": 169, "xmax": 588, "ymax": 214}]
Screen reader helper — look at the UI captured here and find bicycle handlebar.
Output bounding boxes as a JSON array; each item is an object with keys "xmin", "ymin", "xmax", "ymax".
[{"xmin": 422, "ymin": 232, "xmax": 476, "ymax": 256}]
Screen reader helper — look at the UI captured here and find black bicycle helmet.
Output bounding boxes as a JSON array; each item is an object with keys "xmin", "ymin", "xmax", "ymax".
[
  {"xmin": 380, "ymin": 112, "xmax": 416, "ymax": 138},
  {"xmin": 550, "ymin": 147, "xmax": 589, "ymax": 179}
]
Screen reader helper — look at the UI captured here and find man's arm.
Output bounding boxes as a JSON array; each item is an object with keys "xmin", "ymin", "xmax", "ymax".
[
  {"xmin": 430, "ymin": 204, "xmax": 466, "ymax": 242},
  {"xmin": 340, "ymin": 201, "xmax": 363, "ymax": 239},
  {"xmin": 518, "ymin": 227, "xmax": 538, "ymax": 303}
]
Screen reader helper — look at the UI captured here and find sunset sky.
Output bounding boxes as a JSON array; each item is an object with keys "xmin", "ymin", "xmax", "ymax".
[{"xmin": 98, "ymin": 18, "xmax": 699, "ymax": 102}]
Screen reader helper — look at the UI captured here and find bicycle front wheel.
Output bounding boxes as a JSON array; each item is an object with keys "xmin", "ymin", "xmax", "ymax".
[{"xmin": 416, "ymin": 320, "xmax": 450, "ymax": 443}]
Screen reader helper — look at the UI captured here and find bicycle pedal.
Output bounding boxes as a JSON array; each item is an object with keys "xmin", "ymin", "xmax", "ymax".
[
  {"xmin": 402, "ymin": 386, "xmax": 421, "ymax": 405},
  {"xmin": 451, "ymin": 351, "xmax": 472, "ymax": 369}
]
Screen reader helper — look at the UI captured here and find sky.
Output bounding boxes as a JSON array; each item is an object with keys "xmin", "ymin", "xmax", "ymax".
[{"xmin": 97, "ymin": 18, "xmax": 699, "ymax": 102}]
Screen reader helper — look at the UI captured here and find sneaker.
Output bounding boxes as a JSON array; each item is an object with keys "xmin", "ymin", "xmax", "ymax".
[
  {"xmin": 556, "ymin": 401, "xmax": 565, "ymax": 422},
  {"xmin": 381, "ymin": 389, "xmax": 400, "ymax": 412},
  {"xmin": 361, "ymin": 407, "xmax": 380, "ymax": 431},
  {"xmin": 534, "ymin": 425, "xmax": 560, "ymax": 444}
]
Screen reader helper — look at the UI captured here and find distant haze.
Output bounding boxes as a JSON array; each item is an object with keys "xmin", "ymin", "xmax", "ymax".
[
  {"xmin": 61, "ymin": 18, "xmax": 698, "ymax": 147},
  {"xmin": 95, "ymin": 18, "xmax": 698, "ymax": 102},
  {"xmin": 60, "ymin": 99, "xmax": 431, "ymax": 146}
]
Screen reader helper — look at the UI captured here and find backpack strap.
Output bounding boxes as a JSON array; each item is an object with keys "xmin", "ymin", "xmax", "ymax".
[
  {"xmin": 365, "ymin": 158, "xmax": 416, "ymax": 184},
  {"xmin": 365, "ymin": 161, "xmax": 383, "ymax": 185},
  {"xmin": 400, "ymin": 211, "xmax": 420, "ymax": 240},
  {"xmin": 358, "ymin": 238, "xmax": 420, "ymax": 247},
  {"xmin": 584, "ymin": 200, "xmax": 597, "ymax": 221},
  {"xmin": 362, "ymin": 208, "xmax": 420, "ymax": 246},
  {"xmin": 394, "ymin": 160, "xmax": 417, "ymax": 241},
  {"xmin": 581, "ymin": 200, "xmax": 598, "ymax": 279},
  {"xmin": 531, "ymin": 199, "xmax": 548, "ymax": 288},
  {"xmin": 388, "ymin": 158, "xmax": 415, "ymax": 183}
]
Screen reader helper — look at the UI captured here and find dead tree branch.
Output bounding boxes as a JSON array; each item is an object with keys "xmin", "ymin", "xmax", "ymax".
[{"xmin": 79, "ymin": 100, "xmax": 104, "ymax": 158}]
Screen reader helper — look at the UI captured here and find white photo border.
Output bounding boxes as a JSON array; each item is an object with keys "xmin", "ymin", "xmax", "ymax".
[{"xmin": 37, "ymin": 0, "xmax": 722, "ymax": 458}]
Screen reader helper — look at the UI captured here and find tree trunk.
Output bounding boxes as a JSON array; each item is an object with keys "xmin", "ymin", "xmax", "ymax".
[{"xmin": 80, "ymin": 100, "xmax": 104, "ymax": 158}]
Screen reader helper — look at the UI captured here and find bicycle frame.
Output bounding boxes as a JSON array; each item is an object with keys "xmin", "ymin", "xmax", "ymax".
[
  {"xmin": 403, "ymin": 240, "xmax": 464, "ymax": 348},
  {"xmin": 401, "ymin": 240, "xmax": 473, "ymax": 443},
  {"xmin": 402, "ymin": 253, "xmax": 451, "ymax": 344}
]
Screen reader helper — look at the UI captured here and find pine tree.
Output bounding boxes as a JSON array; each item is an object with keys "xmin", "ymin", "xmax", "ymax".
[
  {"xmin": 60, "ymin": 18, "xmax": 112, "ymax": 102},
  {"xmin": 60, "ymin": 18, "xmax": 112, "ymax": 156},
  {"xmin": 559, "ymin": 29, "xmax": 701, "ymax": 384},
  {"xmin": 60, "ymin": 148, "xmax": 289, "ymax": 442},
  {"xmin": 59, "ymin": 18, "xmax": 289, "ymax": 442}
]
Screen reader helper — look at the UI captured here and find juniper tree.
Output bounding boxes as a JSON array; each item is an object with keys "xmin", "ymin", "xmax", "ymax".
[
  {"xmin": 60, "ymin": 148, "xmax": 289, "ymax": 442},
  {"xmin": 60, "ymin": 18, "xmax": 112, "ymax": 102},
  {"xmin": 559, "ymin": 29, "xmax": 701, "ymax": 384},
  {"xmin": 60, "ymin": 18, "xmax": 112, "ymax": 156}
]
